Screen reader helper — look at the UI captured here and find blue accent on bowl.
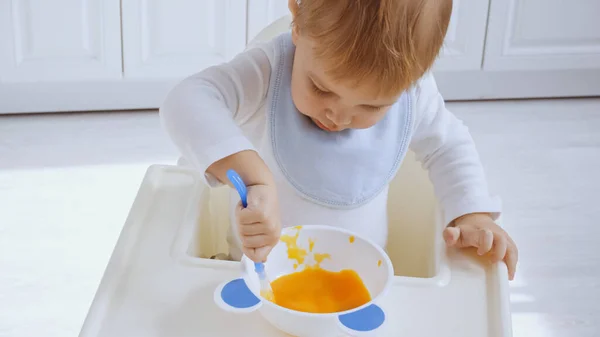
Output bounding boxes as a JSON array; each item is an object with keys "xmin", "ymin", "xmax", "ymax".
[
  {"xmin": 220, "ymin": 278, "xmax": 261, "ymax": 309},
  {"xmin": 338, "ymin": 304, "xmax": 385, "ymax": 332}
]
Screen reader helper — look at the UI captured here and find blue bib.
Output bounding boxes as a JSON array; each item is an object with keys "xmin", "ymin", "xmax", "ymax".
[{"xmin": 267, "ymin": 33, "xmax": 413, "ymax": 209}]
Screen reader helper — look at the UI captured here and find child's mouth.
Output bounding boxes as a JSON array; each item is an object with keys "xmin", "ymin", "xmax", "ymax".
[{"xmin": 313, "ymin": 118, "xmax": 334, "ymax": 132}]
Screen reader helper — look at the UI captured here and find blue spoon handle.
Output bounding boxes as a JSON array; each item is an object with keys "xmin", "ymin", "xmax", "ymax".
[
  {"xmin": 226, "ymin": 169, "xmax": 263, "ymax": 273},
  {"xmin": 226, "ymin": 169, "xmax": 248, "ymax": 208}
]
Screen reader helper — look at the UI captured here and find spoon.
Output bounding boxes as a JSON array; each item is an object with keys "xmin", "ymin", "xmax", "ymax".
[{"xmin": 226, "ymin": 169, "xmax": 275, "ymax": 302}]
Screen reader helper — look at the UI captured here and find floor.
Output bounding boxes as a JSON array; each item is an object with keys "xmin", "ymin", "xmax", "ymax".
[{"xmin": 0, "ymin": 98, "xmax": 599, "ymax": 337}]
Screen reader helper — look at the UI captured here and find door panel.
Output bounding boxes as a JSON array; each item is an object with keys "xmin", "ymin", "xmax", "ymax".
[
  {"xmin": 0, "ymin": 0, "xmax": 122, "ymax": 82},
  {"xmin": 484, "ymin": 0, "xmax": 600, "ymax": 71},
  {"xmin": 121, "ymin": 0, "xmax": 247, "ymax": 79}
]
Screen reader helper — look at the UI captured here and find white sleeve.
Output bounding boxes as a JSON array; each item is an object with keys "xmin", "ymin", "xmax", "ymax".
[
  {"xmin": 159, "ymin": 44, "xmax": 273, "ymax": 186},
  {"xmin": 409, "ymin": 73, "xmax": 502, "ymax": 225}
]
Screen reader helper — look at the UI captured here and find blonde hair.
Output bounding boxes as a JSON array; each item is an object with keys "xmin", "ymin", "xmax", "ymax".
[{"xmin": 292, "ymin": 0, "xmax": 452, "ymax": 96}]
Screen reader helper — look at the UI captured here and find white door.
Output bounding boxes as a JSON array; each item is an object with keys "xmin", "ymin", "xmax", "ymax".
[
  {"xmin": 433, "ymin": 0, "xmax": 490, "ymax": 71},
  {"xmin": 0, "ymin": 0, "xmax": 122, "ymax": 82},
  {"xmin": 121, "ymin": 0, "xmax": 247, "ymax": 79},
  {"xmin": 483, "ymin": 0, "xmax": 600, "ymax": 71}
]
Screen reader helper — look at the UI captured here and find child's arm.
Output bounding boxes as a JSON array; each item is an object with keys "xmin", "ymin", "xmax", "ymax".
[
  {"xmin": 159, "ymin": 45, "xmax": 280, "ymax": 262},
  {"xmin": 160, "ymin": 46, "xmax": 273, "ymax": 187},
  {"xmin": 410, "ymin": 73, "xmax": 518, "ymax": 280},
  {"xmin": 410, "ymin": 73, "xmax": 500, "ymax": 224}
]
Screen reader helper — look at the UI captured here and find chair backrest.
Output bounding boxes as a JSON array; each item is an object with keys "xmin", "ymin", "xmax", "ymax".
[
  {"xmin": 194, "ymin": 16, "xmax": 439, "ymax": 278},
  {"xmin": 249, "ymin": 15, "xmax": 294, "ymax": 45}
]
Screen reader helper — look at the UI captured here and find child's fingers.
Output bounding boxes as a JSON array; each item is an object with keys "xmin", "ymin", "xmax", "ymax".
[
  {"xmin": 243, "ymin": 247, "xmax": 263, "ymax": 263},
  {"xmin": 242, "ymin": 234, "xmax": 271, "ymax": 248},
  {"xmin": 445, "ymin": 225, "xmax": 492, "ymax": 252},
  {"xmin": 444, "ymin": 226, "xmax": 496, "ymax": 259},
  {"xmin": 504, "ymin": 242, "xmax": 519, "ymax": 280},
  {"xmin": 236, "ymin": 203, "xmax": 268, "ymax": 224},
  {"xmin": 443, "ymin": 227, "xmax": 460, "ymax": 246},
  {"xmin": 239, "ymin": 222, "xmax": 266, "ymax": 236},
  {"xmin": 490, "ymin": 234, "xmax": 508, "ymax": 262},
  {"xmin": 477, "ymin": 229, "xmax": 494, "ymax": 255},
  {"xmin": 444, "ymin": 226, "xmax": 476, "ymax": 247},
  {"xmin": 243, "ymin": 245, "xmax": 272, "ymax": 263},
  {"xmin": 253, "ymin": 246, "xmax": 273, "ymax": 263}
]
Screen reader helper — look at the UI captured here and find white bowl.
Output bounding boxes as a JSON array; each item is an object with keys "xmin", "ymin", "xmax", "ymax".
[{"xmin": 214, "ymin": 225, "xmax": 394, "ymax": 337}]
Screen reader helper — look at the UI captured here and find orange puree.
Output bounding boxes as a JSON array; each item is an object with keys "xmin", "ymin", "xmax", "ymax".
[
  {"xmin": 280, "ymin": 227, "xmax": 308, "ymax": 265},
  {"xmin": 271, "ymin": 268, "xmax": 371, "ymax": 313},
  {"xmin": 273, "ymin": 226, "xmax": 370, "ymax": 313}
]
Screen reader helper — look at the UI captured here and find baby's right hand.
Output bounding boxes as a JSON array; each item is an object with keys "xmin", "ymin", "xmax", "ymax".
[{"xmin": 235, "ymin": 183, "xmax": 281, "ymax": 263}]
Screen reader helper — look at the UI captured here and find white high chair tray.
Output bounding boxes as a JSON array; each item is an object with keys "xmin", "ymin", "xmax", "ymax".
[{"xmin": 79, "ymin": 165, "xmax": 512, "ymax": 337}]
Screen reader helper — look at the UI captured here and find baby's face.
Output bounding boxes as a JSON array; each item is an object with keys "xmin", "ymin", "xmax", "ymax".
[{"xmin": 290, "ymin": 35, "xmax": 400, "ymax": 132}]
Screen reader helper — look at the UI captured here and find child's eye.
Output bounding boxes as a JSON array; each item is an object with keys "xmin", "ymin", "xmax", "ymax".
[
  {"xmin": 311, "ymin": 83, "xmax": 329, "ymax": 96},
  {"xmin": 362, "ymin": 105, "xmax": 382, "ymax": 112}
]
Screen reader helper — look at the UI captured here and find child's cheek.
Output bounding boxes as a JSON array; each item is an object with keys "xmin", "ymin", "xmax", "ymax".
[
  {"xmin": 304, "ymin": 94, "xmax": 322, "ymax": 113},
  {"xmin": 291, "ymin": 86, "xmax": 316, "ymax": 118}
]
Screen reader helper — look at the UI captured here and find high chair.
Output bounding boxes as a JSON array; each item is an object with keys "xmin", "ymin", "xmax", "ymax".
[{"xmin": 79, "ymin": 16, "xmax": 512, "ymax": 337}]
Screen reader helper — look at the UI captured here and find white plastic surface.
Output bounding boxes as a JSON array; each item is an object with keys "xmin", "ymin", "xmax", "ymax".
[{"xmin": 79, "ymin": 161, "xmax": 512, "ymax": 337}]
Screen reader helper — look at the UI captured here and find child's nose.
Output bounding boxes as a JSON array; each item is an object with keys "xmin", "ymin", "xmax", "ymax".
[{"xmin": 325, "ymin": 109, "xmax": 351, "ymax": 126}]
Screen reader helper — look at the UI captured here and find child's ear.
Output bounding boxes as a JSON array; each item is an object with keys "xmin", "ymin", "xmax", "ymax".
[
  {"xmin": 288, "ymin": 0, "xmax": 299, "ymax": 16},
  {"xmin": 291, "ymin": 25, "xmax": 299, "ymax": 45},
  {"xmin": 289, "ymin": 0, "xmax": 300, "ymax": 45}
]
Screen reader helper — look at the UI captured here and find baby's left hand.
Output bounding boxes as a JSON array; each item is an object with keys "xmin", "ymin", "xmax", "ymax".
[{"xmin": 443, "ymin": 213, "xmax": 518, "ymax": 280}]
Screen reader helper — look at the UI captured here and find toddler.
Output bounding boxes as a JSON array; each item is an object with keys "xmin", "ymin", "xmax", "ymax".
[{"xmin": 160, "ymin": 0, "xmax": 518, "ymax": 280}]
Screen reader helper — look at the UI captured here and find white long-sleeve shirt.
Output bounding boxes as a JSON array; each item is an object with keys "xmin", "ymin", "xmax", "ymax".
[{"xmin": 159, "ymin": 38, "xmax": 501, "ymax": 259}]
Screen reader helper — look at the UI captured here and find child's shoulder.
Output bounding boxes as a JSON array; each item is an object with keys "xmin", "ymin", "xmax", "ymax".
[
  {"xmin": 410, "ymin": 72, "xmax": 439, "ymax": 96},
  {"xmin": 244, "ymin": 31, "xmax": 292, "ymax": 68},
  {"xmin": 407, "ymin": 72, "xmax": 444, "ymax": 107}
]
